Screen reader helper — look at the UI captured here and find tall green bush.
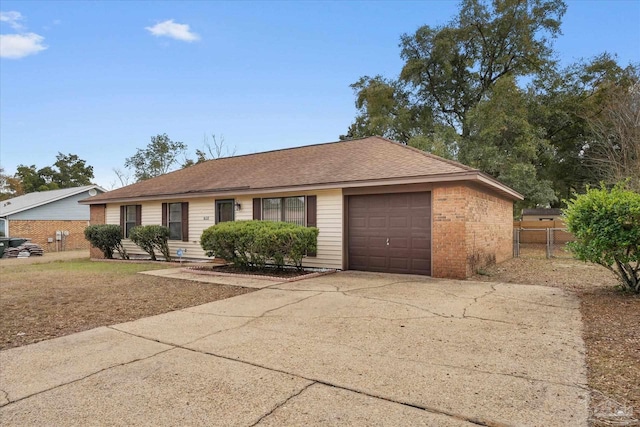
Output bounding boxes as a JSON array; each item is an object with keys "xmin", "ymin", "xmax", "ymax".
[
  {"xmin": 563, "ymin": 182, "xmax": 640, "ymax": 293},
  {"xmin": 84, "ymin": 224, "xmax": 129, "ymax": 259},
  {"xmin": 200, "ymin": 220, "xmax": 318, "ymax": 270},
  {"xmin": 129, "ymin": 225, "xmax": 172, "ymax": 261}
]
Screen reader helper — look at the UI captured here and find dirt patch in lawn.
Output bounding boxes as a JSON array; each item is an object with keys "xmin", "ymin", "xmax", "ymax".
[
  {"xmin": 473, "ymin": 257, "xmax": 640, "ymax": 425},
  {"xmin": 0, "ymin": 259, "xmax": 254, "ymax": 351}
]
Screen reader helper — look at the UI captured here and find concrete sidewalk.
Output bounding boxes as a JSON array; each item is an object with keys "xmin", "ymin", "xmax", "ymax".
[{"xmin": 0, "ymin": 271, "xmax": 589, "ymax": 426}]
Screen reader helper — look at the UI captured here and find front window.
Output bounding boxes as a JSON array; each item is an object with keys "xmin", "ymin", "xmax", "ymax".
[
  {"xmin": 262, "ymin": 196, "xmax": 305, "ymax": 226},
  {"xmin": 263, "ymin": 198, "xmax": 282, "ymax": 222},
  {"xmin": 216, "ymin": 200, "xmax": 235, "ymax": 223},
  {"xmin": 168, "ymin": 203, "xmax": 182, "ymax": 240},
  {"xmin": 125, "ymin": 205, "xmax": 137, "ymax": 238}
]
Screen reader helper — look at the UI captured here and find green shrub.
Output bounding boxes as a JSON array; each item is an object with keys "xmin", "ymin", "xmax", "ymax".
[
  {"xmin": 563, "ymin": 182, "xmax": 640, "ymax": 293},
  {"xmin": 129, "ymin": 225, "xmax": 172, "ymax": 261},
  {"xmin": 84, "ymin": 224, "xmax": 129, "ymax": 259},
  {"xmin": 200, "ymin": 220, "xmax": 318, "ymax": 270}
]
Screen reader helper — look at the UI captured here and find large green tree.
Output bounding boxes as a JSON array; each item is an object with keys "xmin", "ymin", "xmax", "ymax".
[
  {"xmin": 345, "ymin": 0, "xmax": 567, "ymax": 209},
  {"xmin": 53, "ymin": 153, "xmax": 94, "ymax": 188},
  {"xmin": 462, "ymin": 76, "xmax": 556, "ymax": 209},
  {"xmin": 0, "ymin": 167, "xmax": 23, "ymax": 201},
  {"xmin": 399, "ymin": 0, "xmax": 566, "ymax": 138},
  {"xmin": 12, "ymin": 153, "xmax": 94, "ymax": 194},
  {"xmin": 124, "ymin": 134, "xmax": 187, "ymax": 181},
  {"xmin": 344, "ymin": 0, "xmax": 637, "ymax": 211},
  {"xmin": 347, "ymin": 0, "xmax": 566, "ymax": 142},
  {"xmin": 528, "ymin": 54, "xmax": 637, "ymax": 203}
]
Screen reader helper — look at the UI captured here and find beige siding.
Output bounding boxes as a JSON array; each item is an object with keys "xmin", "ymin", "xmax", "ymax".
[
  {"xmin": 182, "ymin": 199, "xmax": 216, "ymax": 258},
  {"xmin": 242, "ymin": 190, "xmax": 343, "ymax": 269},
  {"xmin": 306, "ymin": 189, "xmax": 343, "ymax": 269},
  {"xmin": 105, "ymin": 190, "xmax": 344, "ymax": 268},
  {"xmin": 234, "ymin": 196, "xmax": 254, "ymax": 221},
  {"xmin": 106, "ymin": 201, "xmax": 215, "ymax": 259}
]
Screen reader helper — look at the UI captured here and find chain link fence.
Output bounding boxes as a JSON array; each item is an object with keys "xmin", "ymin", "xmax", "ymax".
[{"xmin": 513, "ymin": 227, "xmax": 575, "ymax": 259}]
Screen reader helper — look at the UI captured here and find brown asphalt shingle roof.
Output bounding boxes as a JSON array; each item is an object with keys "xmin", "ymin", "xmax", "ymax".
[{"xmin": 85, "ymin": 136, "xmax": 520, "ymax": 203}]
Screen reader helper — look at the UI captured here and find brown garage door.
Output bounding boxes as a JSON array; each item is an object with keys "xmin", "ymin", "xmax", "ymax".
[{"xmin": 348, "ymin": 192, "xmax": 431, "ymax": 275}]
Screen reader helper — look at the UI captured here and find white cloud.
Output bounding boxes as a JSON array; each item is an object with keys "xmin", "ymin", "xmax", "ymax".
[
  {"xmin": 0, "ymin": 33, "xmax": 47, "ymax": 59},
  {"xmin": 0, "ymin": 11, "xmax": 24, "ymax": 30},
  {"xmin": 145, "ymin": 19, "xmax": 200, "ymax": 42}
]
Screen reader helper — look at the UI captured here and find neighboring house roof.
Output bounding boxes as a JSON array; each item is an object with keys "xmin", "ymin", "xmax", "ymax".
[
  {"xmin": 522, "ymin": 208, "xmax": 563, "ymax": 216},
  {"xmin": 82, "ymin": 136, "xmax": 523, "ymax": 204},
  {"xmin": 0, "ymin": 185, "xmax": 106, "ymax": 217}
]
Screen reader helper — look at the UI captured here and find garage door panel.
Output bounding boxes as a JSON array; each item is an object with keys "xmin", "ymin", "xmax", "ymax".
[
  {"xmin": 349, "ymin": 197, "xmax": 370, "ymax": 209},
  {"xmin": 350, "ymin": 236, "xmax": 368, "ymax": 248},
  {"xmin": 367, "ymin": 245, "xmax": 388, "ymax": 257},
  {"xmin": 366, "ymin": 236, "xmax": 387, "ymax": 246},
  {"xmin": 389, "ymin": 258, "xmax": 409, "ymax": 270},
  {"xmin": 389, "ymin": 216, "xmax": 409, "ymax": 228},
  {"xmin": 368, "ymin": 256, "xmax": 388, "ymax": 269},
  {"xmin": 410, "ymin": 261, "xmax": 431, "ymax": 274},
  {"xmin": 411, "ymin": 216, "xmax": 430, "ymax": 228},
  {"xmin": 410, "ymin": 248, "xmax": 431, "ymax": 258},
  {"xmin": 368, "ymin": 216, "xmax": 387, "ymax": 228},
  {"xmin": 348, "ymin": 192, "xmax": 431, "ymax": 275},
  {"xmin": 411, "ymin": 238, "xmax": 430, "ymax": 249},
  {"xmin": 410, "ymin": 193, "xmax": 430, "ymax": 207},
  {"xmin": 389, "ymin": 238, "xmax": 408, "ymax": 248},
  {"xmin": 349, "ymin": 217, "xmax": 367, "ymax": 228},
  {"xmin": 388, "ymin": 193, "xmax": 410, "ymax": 207}
]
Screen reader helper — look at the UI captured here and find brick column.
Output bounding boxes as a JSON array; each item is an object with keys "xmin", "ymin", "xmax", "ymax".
[{"xmin": 431, "ymin": 185, "xmax": 468, "ymax": 279}]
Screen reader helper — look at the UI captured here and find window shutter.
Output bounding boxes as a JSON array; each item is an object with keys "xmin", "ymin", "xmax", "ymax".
[
  {"xmin": 181, "ymin": 202, "xmax": 189, "ymax": 242},
  {"xmin": 306, "ymin": 195, "xmax": 317, "ymax": 257},
  {"xmin": 120, "ymin": 206, "xmax": 125, "ymax": 237},
  {"xmin": 306, "ymin": 196, "xmax": 317, "ymax": 227},
  {"xmin": 253, "ymin": 198, "xmax": 262, "ymax": 220},
  {"xmin": 162, "ymin": 203, "xmax": 168, "ymax": 227},
  {"xmin": 135, "ymin": 205, "xmax": 142, "ymax": 226}
]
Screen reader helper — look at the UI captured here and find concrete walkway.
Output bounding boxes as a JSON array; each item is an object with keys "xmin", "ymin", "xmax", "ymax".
[{"xmin": 0, "ymin": 271, "xmax": 589, "ymax": 426}]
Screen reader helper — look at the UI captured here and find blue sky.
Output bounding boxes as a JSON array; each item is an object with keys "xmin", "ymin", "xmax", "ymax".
[{"xmin": 1, "ymin": 1, "xmax": 639, "ymax": 189}]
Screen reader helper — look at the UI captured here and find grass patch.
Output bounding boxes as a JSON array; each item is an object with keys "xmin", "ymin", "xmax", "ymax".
[
  {"xmin": 0, "ymin": 259, "xmax": 254, "ymax": 350},
  {"xmin": 1, "ymin": 259, "xmax": 171, "ymax": 275}
]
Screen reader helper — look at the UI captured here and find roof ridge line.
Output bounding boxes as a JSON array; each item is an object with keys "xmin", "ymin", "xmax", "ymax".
[{"xmin": 192, "ymin": 136, "xmax": 378, "ymax": 165}]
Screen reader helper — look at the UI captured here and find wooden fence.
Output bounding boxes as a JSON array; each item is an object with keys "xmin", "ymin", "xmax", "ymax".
[{"xmin": 513, "ymin": 220, "xmax": 574, "ymax": 244}]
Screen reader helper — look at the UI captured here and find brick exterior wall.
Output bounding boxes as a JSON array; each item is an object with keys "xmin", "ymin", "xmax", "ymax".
[
  {"xmin": 8, "ymin": 220, "xmax": 91, "ymax": 252},
  {"xmin": 431, "ymin": 184, "xmax": 468, "ymax": 279},
  {"xmin": 432, "ymin": 183, "xmax": 513, "ymax": 279},
  {"xmin": 89, "ymin": 204, "xmax": 107, "ymax": 258},
  {"xmin": 463, "ymin": 184, "xmax": 513, "ymax": 277}
]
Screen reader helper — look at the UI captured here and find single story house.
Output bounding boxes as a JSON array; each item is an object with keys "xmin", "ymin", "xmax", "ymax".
[
  {"xmin": 0, "ymin": 185, "xmax": 106, "ymax": 251},
  {"xmin": 521, "ymin": 208, "xmax": 563, "ymax": 222},
  {"xmin": 81, "ymin": 137, "xmax": 522, "ymax": 279}
]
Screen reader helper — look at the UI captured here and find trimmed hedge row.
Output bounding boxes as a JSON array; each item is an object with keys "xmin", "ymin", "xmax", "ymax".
[{"xmin": 200, "ymin": 220, "xmax": 318, "ymax": 270}]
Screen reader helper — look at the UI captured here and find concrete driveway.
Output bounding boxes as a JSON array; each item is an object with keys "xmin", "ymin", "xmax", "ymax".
[{"xmin": 0, "ymin": 272, "xmax": 588, "ymax": 426}]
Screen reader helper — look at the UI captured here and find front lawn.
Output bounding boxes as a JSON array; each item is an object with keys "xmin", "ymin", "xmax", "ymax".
[{"xmin": 0, "ymin": 259, "xmax": 254, "ymax": 350}]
